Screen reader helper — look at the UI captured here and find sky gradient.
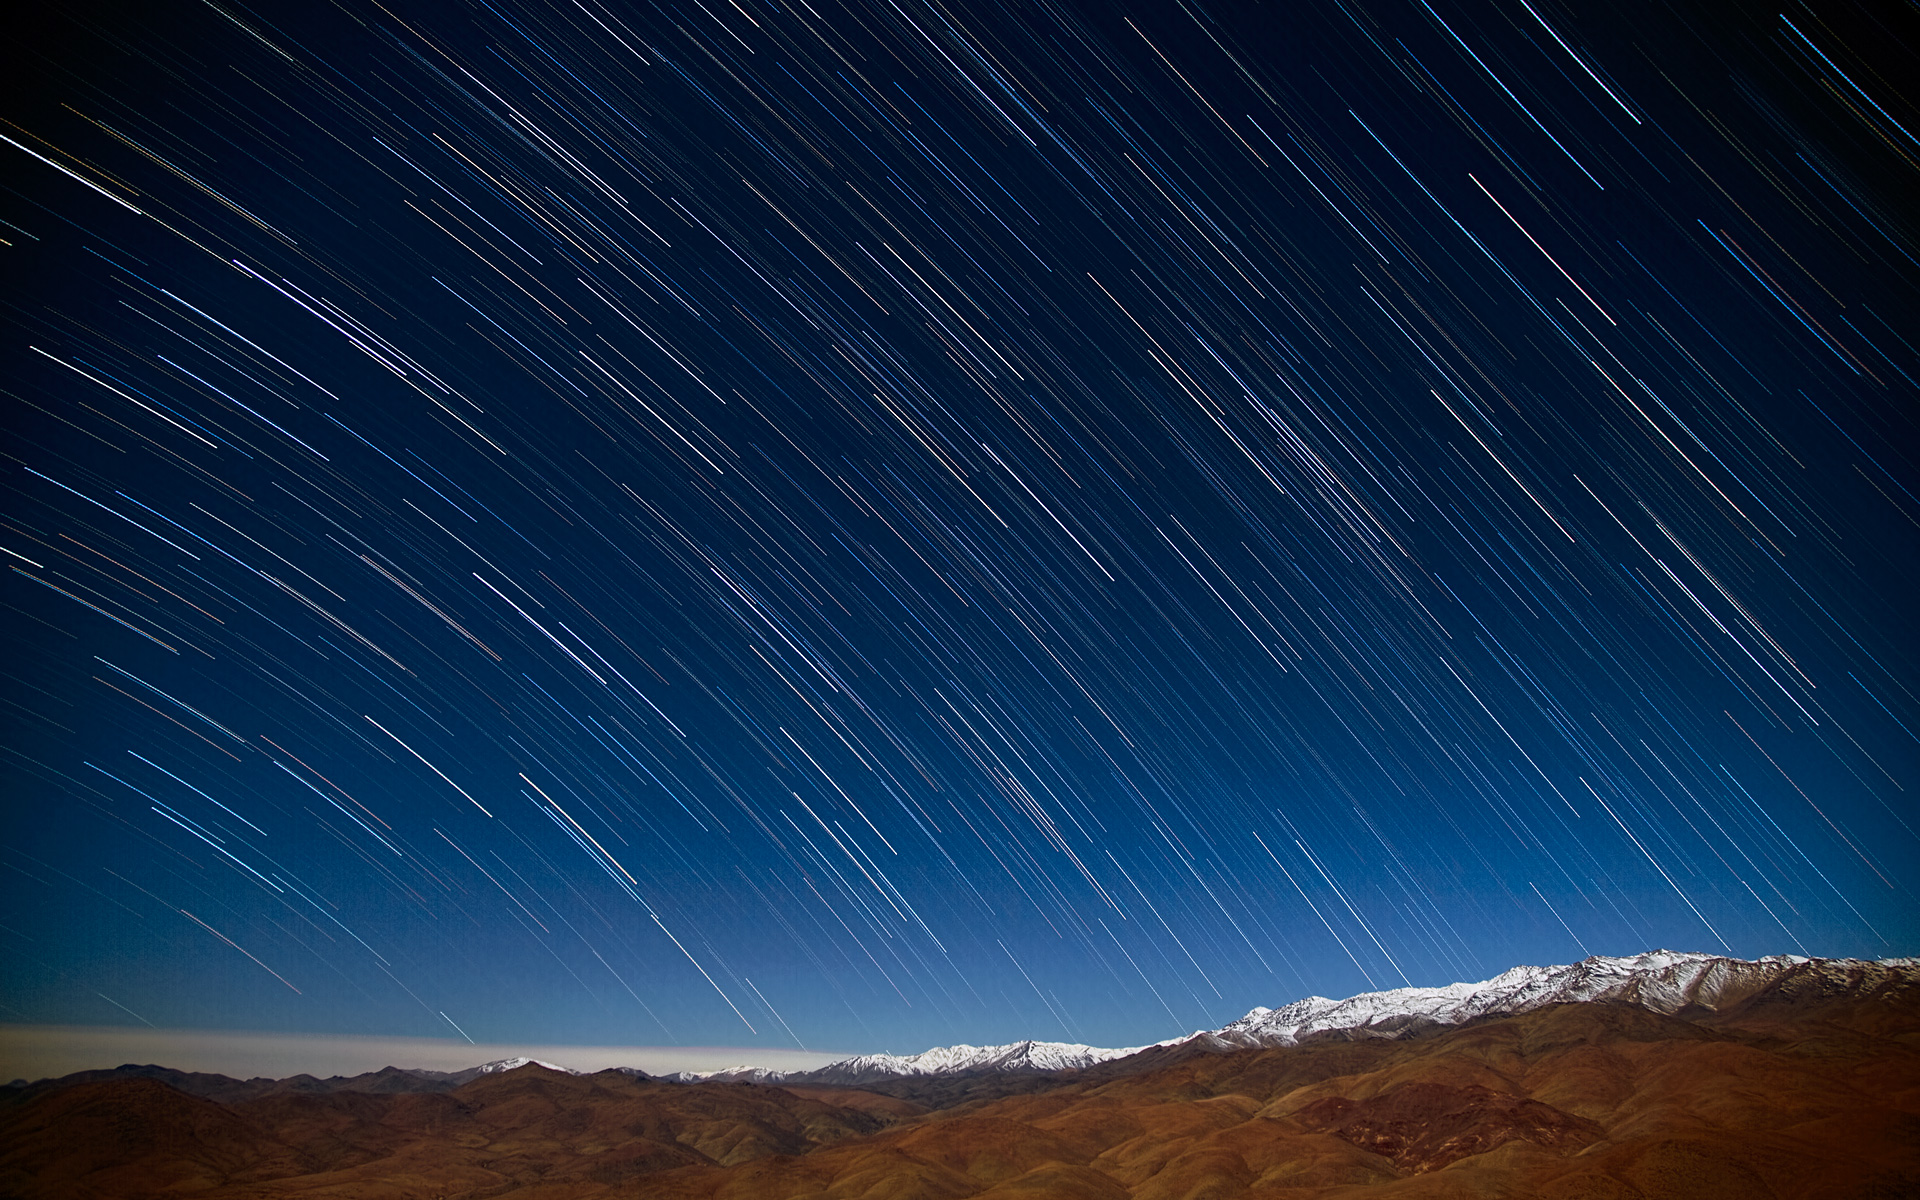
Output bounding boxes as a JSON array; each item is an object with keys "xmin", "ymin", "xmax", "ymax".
[{"xmin": 2, "ymin": 0, "xmax": 1915, "ymax": 1063}]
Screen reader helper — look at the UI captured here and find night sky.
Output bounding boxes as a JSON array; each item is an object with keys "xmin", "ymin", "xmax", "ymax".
[{"xmin": 1, "ymin": 0, "xmax": 1915, "ymax": 1060}]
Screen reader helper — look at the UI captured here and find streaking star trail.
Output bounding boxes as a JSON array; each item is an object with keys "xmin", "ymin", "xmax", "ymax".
[{"xmin": 0, "ymin": 0, "xmax": 1913, "ymax": 1054}]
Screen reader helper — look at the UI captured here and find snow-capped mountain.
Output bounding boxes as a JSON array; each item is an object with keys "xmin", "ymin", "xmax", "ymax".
[
  {"xmin": 430, "ymin": 1057, "xmax": 578, "ymax": 1085},
  {"xmin": 416, "ymin": 952, "xmax": 1914, "ymax": 1088},
  {"xmin": 799, "ymin": 1039, "xmax": 1149, "ymax": 1085},
  {"xmin": 661, "ymin": 1039, "xmax": 1145, "ymax": 1085},
  {"xmin": 659, "ymin": 950, "xmax": 1915, "ymax": 1084},
  {"xmin": 655, "ymin": 1065, "xmax": 787, "ymax": 1084},
  {"xmin": 1192, "ymin": 949, "xmax": 1907, "ymax": 1049}
]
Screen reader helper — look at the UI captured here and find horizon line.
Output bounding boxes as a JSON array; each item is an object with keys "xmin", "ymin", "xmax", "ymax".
[{"xmin": 0, "ymin": 1023, "xmax": 858, "ymax": 1085}]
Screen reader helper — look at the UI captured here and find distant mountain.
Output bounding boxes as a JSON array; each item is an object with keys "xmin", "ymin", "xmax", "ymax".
[
  {"xmin": 447, "ymin": 1055, "xmax": 574, "ymax": 1082},
  {"xmin": 663, "ymin": 949, "xmax": 1917, "ymax": 1084},
  {"xmin": 1194, "ymin": 949, "xmax": 1919, "ymax": 1049},
  {"xmin": 790, "ymin": 1038, "xmax": 1150, "ymax": 1084},
  {"xmin": 0, "ymin": 1056, "xmax": 599, "ymax": 1105},
  {"xmin": 649, "ymin": 1039, "xmax": 1158, "ymax": 1086},
  {"xmin": 649, "ymin": 1042, "xmax": 1143, "ymax": 1085},
  {"xmin": 654, "ymin": 1065, "xmax": 789, "ymax": 1084},
  {"xmin": 9, "ymin": 952, "xmax": 1913, "ymax": 1100}
]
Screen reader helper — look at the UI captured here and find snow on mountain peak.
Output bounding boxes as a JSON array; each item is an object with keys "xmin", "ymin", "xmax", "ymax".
[
  {"xmin": 479, "ymin": 951, "xmax": 1913, "ymax": 1088},
  {"xmin": 1194, "ymin": 950, "xmax": 1890, "ymax": 1050},
  {"xmin": 783, "ymin": 1038, "xmax": 1149, "ymax": 1085},
  {"xmin": 758, "ymin": 951, "xmax": 1909, "ymax": 1083},
  {"xmin": 464, "ymin": 1056, "xmax": 574, "ymax": 1077}
]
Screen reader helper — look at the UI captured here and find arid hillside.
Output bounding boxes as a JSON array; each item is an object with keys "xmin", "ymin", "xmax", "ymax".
[{"xmin": 4, "ymin": 981, "xmax": 1916, "ymax": 1198}]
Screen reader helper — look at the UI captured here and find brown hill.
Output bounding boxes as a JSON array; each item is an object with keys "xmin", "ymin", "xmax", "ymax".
[
  {"xmin": 3, "ymin": 990, "xmax": 1916, "ymax": 1198},
  {"xmin": 0, "ymin": 1066, "xmax": 914, "ymax": 1199},
  {"xmin": 0, "ymin": 1063, "xmax": 475, "ymax": 1107}
]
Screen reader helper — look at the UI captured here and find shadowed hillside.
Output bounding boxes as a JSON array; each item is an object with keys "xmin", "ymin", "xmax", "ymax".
[
  {"xmin": 3, "ymin": 984, "xmax": 1916, "ymax": 1198},
  {"xmin": 0, "ymin": 1067, "xmax": 916, "ymax": 1198}
]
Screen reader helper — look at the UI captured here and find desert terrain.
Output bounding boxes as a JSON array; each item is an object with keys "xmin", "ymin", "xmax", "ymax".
[{"xmin": 3, "ymin": 963, "xmax": 1916, "ymax": 1199}]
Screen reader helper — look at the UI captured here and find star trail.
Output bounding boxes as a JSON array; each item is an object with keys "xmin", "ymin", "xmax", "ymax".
[{"xmin": 1, "ymin": 0, "xmax": 1914, "ymax": 1056}]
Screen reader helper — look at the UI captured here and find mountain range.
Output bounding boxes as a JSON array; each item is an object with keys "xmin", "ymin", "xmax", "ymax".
[
  {"xmin": 4, "ymin": 949, "xmax": 1916, "ymax": 1197},
  {"xmin": 8, "ymin": 950, "xmax": 1910, "ymax": 1096},
  {"xmin": 589, "ymin": 949, "xmax": 1920, "ymax": 1083}
]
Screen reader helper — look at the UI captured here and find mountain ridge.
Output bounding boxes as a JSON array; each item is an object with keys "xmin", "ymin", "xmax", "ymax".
[
  {"xmin": 5, "ymin": 958, "xmax": 1916, "ymax": 1199},
  {"xmin": 662, "ymin": 948, "xmax": 1918, "ymax": 1083},
  {"xmin": 10, "ymin": 949, "xmax": 1912, "ymax": 1098}
]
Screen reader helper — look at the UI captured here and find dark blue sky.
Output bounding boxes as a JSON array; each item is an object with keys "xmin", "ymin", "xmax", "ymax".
[{"xmin": 1, "ymin": 0, "xmax": 1914, "ymax": 1058}]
